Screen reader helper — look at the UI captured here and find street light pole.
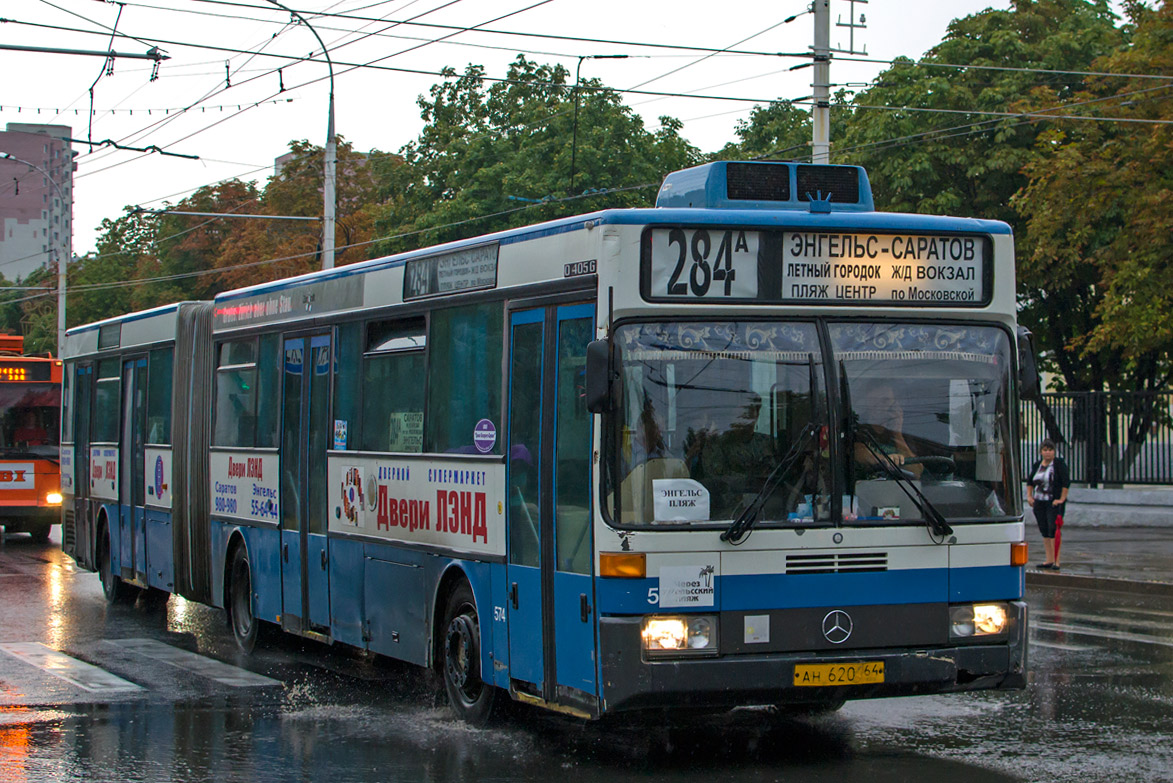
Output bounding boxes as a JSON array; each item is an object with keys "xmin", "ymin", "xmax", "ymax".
[
  {"xmin": 0, "ymin": 153, "xmax": 70, "ymax": 356},
  {"xmin": 570, "ymin": 55, "xmax": 627, "ymax": 196},
  {"xmin": 267, "ymin": 1, "xmax": 336, "ymax": 270}
]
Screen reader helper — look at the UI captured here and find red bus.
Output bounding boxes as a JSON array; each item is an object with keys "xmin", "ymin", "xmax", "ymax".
[{"xmin": 0, "ymin": 335, "xmax": 62, "ymax": 543}]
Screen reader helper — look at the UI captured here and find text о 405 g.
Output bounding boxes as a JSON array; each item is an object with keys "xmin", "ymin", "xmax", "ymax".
[{"xmin": 665, "ymin": 229, "xmax": 745, "ymax": 297}]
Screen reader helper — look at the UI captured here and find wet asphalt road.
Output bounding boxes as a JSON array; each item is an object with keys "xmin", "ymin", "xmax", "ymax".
[{"xmin": 1, "ymin": 530, "xmax": 1171, "ymax": 783}]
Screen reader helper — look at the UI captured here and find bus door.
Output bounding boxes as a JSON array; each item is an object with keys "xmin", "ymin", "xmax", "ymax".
[
  {"xmin": 506, "ymin": 303, "xmax": 597, "ymax": 703},
  {"xmin": 72, "ymin": 365, "xmax": 94, "ymax": 566},
  {"xmin": 279, "ymin": 334, "xmax": 333, "ymax": 634},
  {"xmin": 119, "ymin": 358, "xmax": 148, "ymax": 584}
]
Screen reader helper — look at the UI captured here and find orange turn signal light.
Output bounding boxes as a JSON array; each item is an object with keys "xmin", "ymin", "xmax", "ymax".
[
  {"xmin": 600, "ymin": 552, "xmax": 646, "ymax": 578},
  {"xmin": 1011, "ymin": 542, "xmax": 1028, "ymax": 567}
]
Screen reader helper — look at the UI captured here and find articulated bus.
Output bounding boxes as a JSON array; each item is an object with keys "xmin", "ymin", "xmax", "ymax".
[
  {"xmin": 61, "ymin": 161, "xmax": 1032, "ymax": 722},
  {"xmin": 0, "ymin": 335, "xmax": 62, "ymax": 543}
]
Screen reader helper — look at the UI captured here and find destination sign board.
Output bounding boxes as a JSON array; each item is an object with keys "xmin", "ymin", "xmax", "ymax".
[
  {"xmin": 403, "ymin": 244, "xmax": 499, "ymax": 301},
  {"xmin": 643, "ymin": 228, "xmax": 990, "ymax": 306}
]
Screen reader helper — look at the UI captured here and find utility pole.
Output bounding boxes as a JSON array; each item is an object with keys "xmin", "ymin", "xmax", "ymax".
[
  {"xmin": 812, "ymin": 0, "xmax": 831, "ymax": 164},
  {"xmin": 267, "ymin": 1, "xmax": 336, "ymax": 270},
  {"xmin": 810, "ymin": 0, "xmax": 868, "ymax": 164}
]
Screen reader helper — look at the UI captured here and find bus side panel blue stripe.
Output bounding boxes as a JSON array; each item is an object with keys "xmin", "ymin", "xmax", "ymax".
[
  {"xmin": 723, "ymin": 570, "xmax": 949, "ymax": 609},
  {"xmin": 595, "ymin": 569, "xmax": 949, "ymax": 615},
  {"xmin": 330, "ymin": 538, "xmax": 366, "ymax": 648},
  {"xmin": 145, "ymin": 510, "xmax": 173, "ymax": 591},
  {"xmin": 950, "ymin": 565, "xmax": 1023, "ymax": 602},
  {"xmin": 247, "ymin": 526, "xmax": 283, "ymax": 623}
]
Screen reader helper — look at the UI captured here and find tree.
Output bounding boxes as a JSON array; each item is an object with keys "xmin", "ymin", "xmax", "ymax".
[
  {"xmin": 215, "ymin": 138, "xmax": 385, "ymax": 289},
  {"xmin": 1014, "ymin": 1, "xmax": 1173, "ymax": 477},
  {"xmin": 839, "ymin": 0, "xmax": 1125, "ymax": 227},
  {"xmin": 712, "ymin": 100, "xmax": 809, "ymax": 161},
  {"xmin": 372, "ymin": 56, "xmax": 700, "ymax": 255}
]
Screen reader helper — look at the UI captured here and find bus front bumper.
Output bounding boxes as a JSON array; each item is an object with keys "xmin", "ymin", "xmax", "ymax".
[{"xmin": 598, "ymin": 601, "xmax": 1027, "ymax": 714}]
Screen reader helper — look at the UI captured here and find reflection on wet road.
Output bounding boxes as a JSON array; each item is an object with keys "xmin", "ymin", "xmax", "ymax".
[{"xmin": 1, "ymin": 535, "xmax": 1171, "ymax": 782}]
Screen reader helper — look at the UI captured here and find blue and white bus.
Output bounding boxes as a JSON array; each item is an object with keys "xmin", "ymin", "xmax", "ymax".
[{"xmin": 61, "ymin": 161, "xmax": 1031, "ymax": 722}]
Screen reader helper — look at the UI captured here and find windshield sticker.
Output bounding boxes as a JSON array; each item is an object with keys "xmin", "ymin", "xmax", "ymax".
[{"xmin": 652, "ymin": 479, "xmax": 710, "ymax": 522}]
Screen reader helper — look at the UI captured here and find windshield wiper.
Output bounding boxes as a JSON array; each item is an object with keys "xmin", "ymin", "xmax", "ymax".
[
  {"xmin": 721, "ymin": 420, "xmax": 819, "ymax": 546},
  {"xmin": 854, "ymin": 426, "xmax": 953, "ymax": 539}
]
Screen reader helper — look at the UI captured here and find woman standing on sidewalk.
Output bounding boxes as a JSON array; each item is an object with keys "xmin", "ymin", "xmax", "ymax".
[{"xmin": 1026, "ymin": 438, "xmax": 1070, "ymax": 570}]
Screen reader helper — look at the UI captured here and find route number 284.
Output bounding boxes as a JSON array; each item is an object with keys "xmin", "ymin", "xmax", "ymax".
[{"xmin": 654, "ymin": 228, "xmax": 758, "ymax": 299}]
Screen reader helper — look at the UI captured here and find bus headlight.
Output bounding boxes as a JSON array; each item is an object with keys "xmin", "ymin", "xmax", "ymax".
[
  {"xmin": 642, "ymin": 615, "xmax": 718, "ymax": 656},
  {"xmin": 949, "ymin": 603, "xmax": 1009, "ymax": 639},
  {"xmin": 45, "ymin": 492, "xmax": 63, "ymax": 506}
]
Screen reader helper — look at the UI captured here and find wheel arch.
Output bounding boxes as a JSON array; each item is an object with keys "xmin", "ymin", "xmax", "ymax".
[
  {"xmin": 430, "ymin": 562, "xmax": 477, "ymax": 672},
  {"xmin": 222, "ymin": 528, "xmax": 249, "ymax": 611}
]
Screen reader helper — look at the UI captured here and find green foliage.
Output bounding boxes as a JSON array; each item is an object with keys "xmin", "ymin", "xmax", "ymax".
[
  {"xmin": 372, "ymin": 56, "xmax": 700, "ymax": 255},
  {"xmin": 1014, "ymin": 1, "xmax": 1173, "ymax": 393},
  {"xmin": 839, "ymin": 0, "xmax": 1125, "ymax": 224}
]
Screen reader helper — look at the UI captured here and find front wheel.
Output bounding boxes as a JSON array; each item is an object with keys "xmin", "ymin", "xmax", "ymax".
[
  {"xmin": 228, "ymin": 544, "xmax": 260, "ymax": 653},
  {"xmin": 441, "ymin": 582, "xmax": 496, "ymax": 725}
]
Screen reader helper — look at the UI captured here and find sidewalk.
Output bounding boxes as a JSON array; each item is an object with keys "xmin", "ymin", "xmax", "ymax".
[{"xmin": 1023, "ymin": 523, "xmax": 1173, "ymax": 596}]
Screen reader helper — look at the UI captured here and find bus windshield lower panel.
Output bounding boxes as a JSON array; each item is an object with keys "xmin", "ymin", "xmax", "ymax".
[{"xmin": 606, "ymin": 320, "xmax": 1015, "ymax": 528}]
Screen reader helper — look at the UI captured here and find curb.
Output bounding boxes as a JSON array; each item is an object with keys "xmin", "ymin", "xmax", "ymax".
[{"xmin": 1026, "ymin": 571, "xmax": 1173, "ymax": 598}]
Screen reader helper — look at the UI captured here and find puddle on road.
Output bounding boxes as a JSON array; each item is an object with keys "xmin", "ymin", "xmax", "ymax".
[{"xmin": 0, "ymin": 697, "xmax": 1021, "ymax": 783}]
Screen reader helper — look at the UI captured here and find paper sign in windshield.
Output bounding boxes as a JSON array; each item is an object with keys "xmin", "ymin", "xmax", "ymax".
[{"xmin": 652, "ymin": 478, "xmax": 710, "ymax": 522}]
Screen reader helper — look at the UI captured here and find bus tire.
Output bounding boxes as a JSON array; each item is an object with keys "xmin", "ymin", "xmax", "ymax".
[
  {"xmin": 227, "ymin": 543, "xmax": 260, "ymax": 654},
  {"xmin": 97, "ymin": 523, "xmax": 134, "ymax": 605},
  {"xmin": 28, "ymin": 522, "xmax": 51, "ymax": 545},
  {"xmin": 441, "ymin": 581, "xmax": 495, "ymax": 726}
]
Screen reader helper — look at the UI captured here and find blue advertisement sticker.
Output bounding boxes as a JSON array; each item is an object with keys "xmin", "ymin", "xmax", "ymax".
[{"xmin": 473, "ymin": 419, "xmax": 497, "ymax": 453}]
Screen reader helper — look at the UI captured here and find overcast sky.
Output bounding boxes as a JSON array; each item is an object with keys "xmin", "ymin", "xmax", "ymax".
[{"xmin": 0, "ymin": 0, "xmax": 1026, "ymax": 255}]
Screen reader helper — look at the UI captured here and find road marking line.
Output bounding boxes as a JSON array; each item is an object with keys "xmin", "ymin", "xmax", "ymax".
[
  {"xmin": 1034, "ymin": 609, "xmax": 1173, "ymax": 633},
  {"xmin": 1028, "ymin": 638, "xmax": 1097, "ymax": 652},
  {"xmin": 1103, "ymin": 607, "xmax": 1173, "ymax": 619},
  {"xmin": 1031, "ymin": 621, "xmax": 1173, "ymax": 649},
  {"xmin": 116, "ymin": 638, "xmax": 279, "ymax": 687},
  {"xmin": 0, "ymin": 642, "xmax": 143, "ymax": 693}
]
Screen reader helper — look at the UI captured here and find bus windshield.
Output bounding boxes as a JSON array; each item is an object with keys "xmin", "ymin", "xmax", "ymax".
[
  {"xmin": 0, "ymin": 384, "xmax": 61, "ymax": 458},
  {"xmin": 610, "ymin": 321, "xmax": 829, "ymax": 527},
  {"xmin": 607, "ymin": 320, "xmax": 1016, "ymax": 528},
  {"xmin": 833, "ymin": 322, "xmax": 1015, "ymax": 524}
]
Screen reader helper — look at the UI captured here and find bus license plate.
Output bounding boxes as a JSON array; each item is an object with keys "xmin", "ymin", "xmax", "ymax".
[{"xmin": 793, "ymin": 661, "xmax": 885, "ymax": 687}]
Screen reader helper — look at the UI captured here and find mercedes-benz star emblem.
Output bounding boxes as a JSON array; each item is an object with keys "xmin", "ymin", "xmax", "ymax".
[{"xmin": 822, "ymin": 610, "xmax": 853, "ymax": 644}]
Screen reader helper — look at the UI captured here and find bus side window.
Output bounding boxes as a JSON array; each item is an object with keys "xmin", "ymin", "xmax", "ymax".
[
  {"xmin": 426, "ymin": 303, "xmax": 503, "ymax": 454},
  {"xmin": 147, "ymin": 347, "xmax": 173, "ymax": 445},
  {"xmin": 362, "ymin": 318, "xmax": 426, "ymax": 453},
  {"xmin": 213, "ymin": 340, "xmax": 258, "ymax": 447}
]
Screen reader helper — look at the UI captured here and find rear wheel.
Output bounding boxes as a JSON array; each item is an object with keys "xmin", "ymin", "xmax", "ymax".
[
  {"xmin": 441, "ymin": 582, "xmax": 496, "ymax": 725},
  {"xmin": 28, "ymin": 522, "xmax": 51, "ymax": 544},
  {"xmin": 97, "ymin": 524, "xmax": 134, "ymax": 604},
  {"xmin": 227, "ymin": 543, "xmax": 260, "ymax": 653}
]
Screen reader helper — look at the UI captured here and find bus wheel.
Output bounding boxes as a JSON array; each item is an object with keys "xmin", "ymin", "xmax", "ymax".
[
  {"xmin": 442, "ymin": 582, "xmax": 495, "ymax": 725},
  {"xmin": 98, "ymin": 525, "xmax": 134, "ymax": 604},
  {"xmin": 228, "ymin": 544, "xmax": 259, "ymax": 654},
  {"xmin": 28, "ymin": 523, "xmax": 51, "ymax": 545}
]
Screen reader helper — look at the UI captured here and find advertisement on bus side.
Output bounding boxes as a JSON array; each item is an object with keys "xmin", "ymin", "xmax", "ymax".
[
  {"xmin": 209, "ymin": 451, "xmax": 279, "ymax": 524},
  {"xmin": 89, "ymin": 446, "xmax": 118, "ymax": 501},
  {"xmin": 327, "ymin": 455, "xmax": 506, "ymax": 558}
]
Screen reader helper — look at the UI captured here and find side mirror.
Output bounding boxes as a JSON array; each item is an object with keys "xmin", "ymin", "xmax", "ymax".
[
  {"xmin": 1017, "ymin": 326, "xmax": 1041, "ymax": 400},
  {"xmin": 585, "ymin": 339, "xmax": 613, "ymax": 414}
]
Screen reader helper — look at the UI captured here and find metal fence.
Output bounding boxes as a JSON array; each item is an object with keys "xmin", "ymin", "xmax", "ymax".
[{"xmin": 1020, "ymin": 391, "xmax": 1173, "ymax": 486}]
